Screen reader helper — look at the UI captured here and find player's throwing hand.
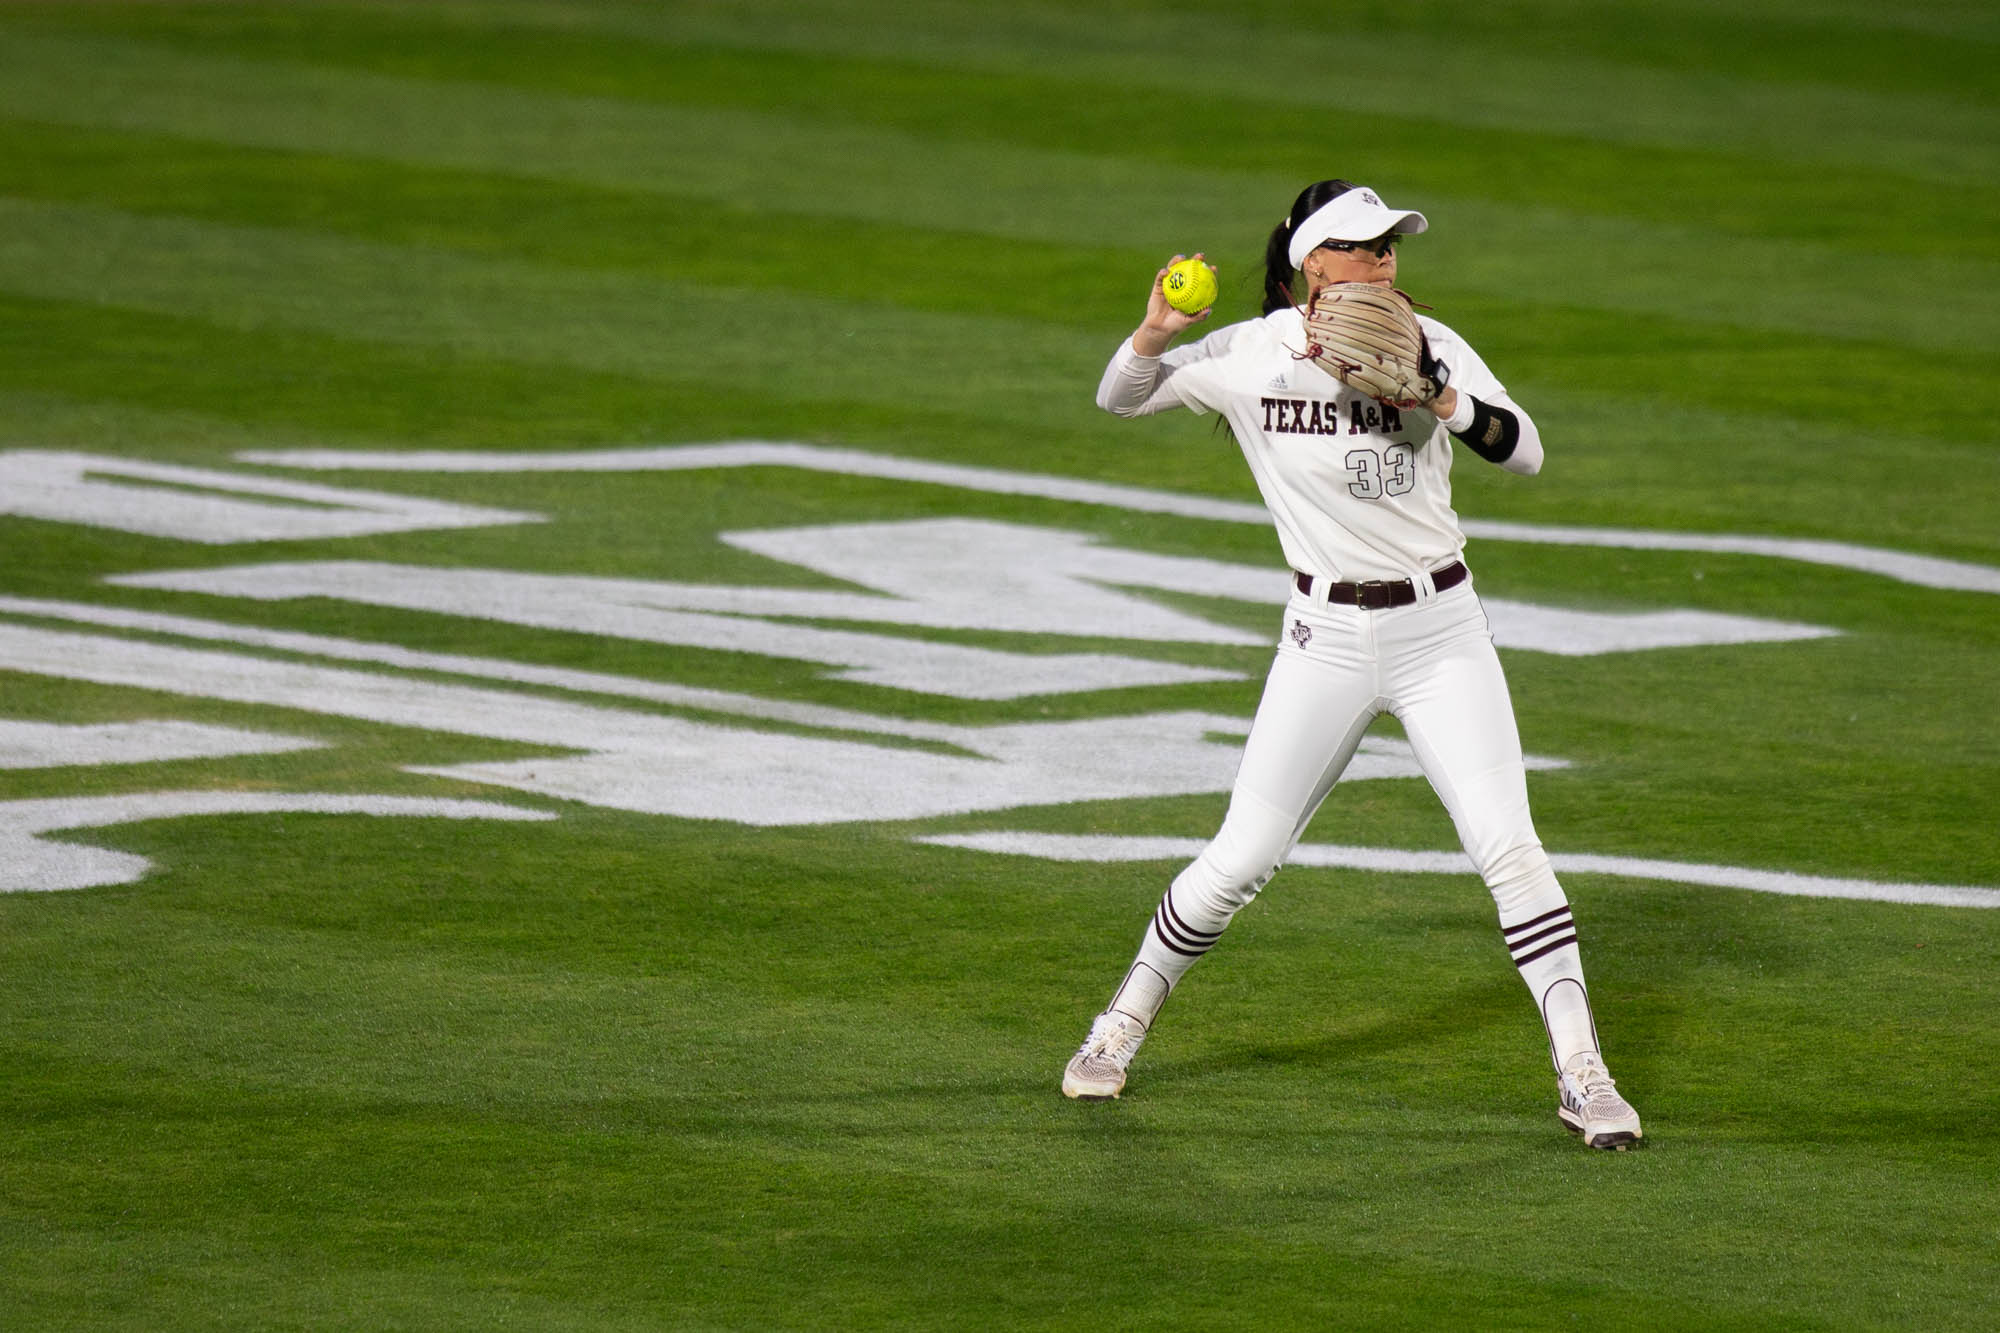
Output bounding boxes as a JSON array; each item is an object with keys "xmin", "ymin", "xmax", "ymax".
[{"xmin": 1135, "ymin": 253, "xmax": 1214, "ymax": 356}]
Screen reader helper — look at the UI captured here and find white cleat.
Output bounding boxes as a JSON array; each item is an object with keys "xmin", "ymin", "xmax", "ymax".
[
  {"xmin": 1062, "ymin": 1010, "xmax": 1147, "ymax": 1100},
  {"xmin": 1557, "ymin": 1051, "xmax": 1643, "ymax": 1150}
]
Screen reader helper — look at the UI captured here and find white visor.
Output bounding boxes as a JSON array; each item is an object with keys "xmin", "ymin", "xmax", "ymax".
[{"xmin": 1286, "ymin": 186, "xmax": 1429, "ymax": 271}]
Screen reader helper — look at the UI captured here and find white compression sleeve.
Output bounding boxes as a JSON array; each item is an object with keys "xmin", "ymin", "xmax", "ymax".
[{"xmin": 1094, "ymin": 338, "xmax": 1181, "ymax": 417}]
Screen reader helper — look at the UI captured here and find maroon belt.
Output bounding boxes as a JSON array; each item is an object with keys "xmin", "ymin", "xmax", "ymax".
[{"xmin": 1293, "ymin": 560, "xmax": 1467, "ymax": 610}]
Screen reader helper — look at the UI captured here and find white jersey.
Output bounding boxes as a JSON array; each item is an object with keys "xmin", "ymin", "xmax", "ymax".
[{"xmin": 1096, "ymin": 306, "xmax": 1541, "ymax": 583}]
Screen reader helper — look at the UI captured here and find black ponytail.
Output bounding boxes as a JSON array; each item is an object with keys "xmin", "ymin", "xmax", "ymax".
[{"xmin": 1262, "ymin": 178, "xmax": 1357, "ymax": 315}]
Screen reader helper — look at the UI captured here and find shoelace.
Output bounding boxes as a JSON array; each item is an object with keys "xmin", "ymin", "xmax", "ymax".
[
  {"xmin": 1079, "ymin": 1017, "xmax": 1140, "ymax": 1063},
  {"xmin": 1569, "ymin": 1058, "xmax": 1620, "ymax": 1101}
]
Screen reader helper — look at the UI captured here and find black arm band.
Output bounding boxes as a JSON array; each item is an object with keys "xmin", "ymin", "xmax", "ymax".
[{"xmin": 1452, "ymin": 396, "xmax": 1520, "ymax": 464}]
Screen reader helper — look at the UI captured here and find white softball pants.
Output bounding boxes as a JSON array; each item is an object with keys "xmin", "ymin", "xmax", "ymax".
[
  {"xmin": 1106, "ymin": 573, "xmax": 1601, "ymax": 1071},
  {"xmin": 1193, "ymin": 576, "xmax": 1558, "ymax": 916}
]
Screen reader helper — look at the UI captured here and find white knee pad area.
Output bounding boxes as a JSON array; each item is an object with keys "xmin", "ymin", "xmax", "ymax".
[
  {"xmin": 1482, "ymin": 841, "xmax": 1564, "ymax": 918},
  {"xmin": 1175, "ymin": 791, "xmax": 1299, "ymax": 918}
]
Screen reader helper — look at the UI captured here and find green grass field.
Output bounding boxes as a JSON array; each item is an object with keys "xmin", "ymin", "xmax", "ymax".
[{"xmin": 3, "ymin": 1, "xmax": 1998, "ymax": 1327}]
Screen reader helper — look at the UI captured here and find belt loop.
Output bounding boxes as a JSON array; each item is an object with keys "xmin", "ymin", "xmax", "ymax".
[{"xmin": 1415, "ymin": 567, "xmax": 1437, "ymax": 601}]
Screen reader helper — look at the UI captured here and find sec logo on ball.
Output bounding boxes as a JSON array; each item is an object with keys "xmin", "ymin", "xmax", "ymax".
[{"xmin": 1162, "ymin": 258, "xmax": 1217, "ymax": 315}]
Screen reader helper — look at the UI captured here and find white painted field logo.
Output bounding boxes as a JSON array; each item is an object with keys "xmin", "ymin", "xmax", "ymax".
[{"xmin": 1, "ymin": 441, "xmax": 1995, "ymax": 907}]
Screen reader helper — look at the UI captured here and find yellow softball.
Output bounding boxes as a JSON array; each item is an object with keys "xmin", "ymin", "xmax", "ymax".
[{"xmin": 1161, "ymin": 257, "xmax": 1218, "ymax": 315}]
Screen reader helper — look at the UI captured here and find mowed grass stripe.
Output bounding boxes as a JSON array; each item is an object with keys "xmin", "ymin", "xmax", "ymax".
[
  {"xmin": 10, "ymin": 272, "xmax": 1998, "ymax": 563},
  {"xmin": 1448, "ymin": 384, "xmax": 2000, "ymax": 555},
  {"xmin": 0, "ymin": 29, "xmax": 1274, "ymax": 249},
  {"xmin": 7, "ymin": 194, "xmax": 2000, "ymax": 552},
  {"xmin": 0, "ymin": 197, "xmax": 1137, "ymax": 430},
  {"xmin": 2, "ymin": 856, "xmax": 1993, "ymax": 1243},
  {"xmin": 524, "ymin": 43, "xmax": 2000, "ymax": 263},
  {"xmin": 4, "ymin": 192, "xmax": 1995, "ymax": 555},
  {"xmin": 540, "ymin": 0, "xmax": 2000, "ymax": 184},
  {"xmin": 8, "ymin": 4, "xmax": 1996, "ymax": 264},
  {"xmin": 0, "ymin": 298, "xmax": 826, "ymax": 459},
  {"xmin": 2, "ymin": 32, "xmax": 1998, "ymax": 350},
  {"xmin": 12, "ymin": 288, "xmax": 1992, "ymax": 566},
  {"xmin": 7, "ymin": 118, "xmax": 1998, "ymax": 458},
  {"xmin": 0, "ymin": 120, "xmax": 1148, "ymax": 332},
  {"xmin": 0, "ymin": 904, "xmax": 960, "ymax": 1108},
  {"xmin": 4, "ymin": 853, "xmax": 1996, "ymax": 1327},
  {"xmin": 13, "ymin": 0, "xmax": 1995, "ymax": 188},
  {"xmin": 501, "ymin": 0, "xmax": 2000, "ymax": 102}
]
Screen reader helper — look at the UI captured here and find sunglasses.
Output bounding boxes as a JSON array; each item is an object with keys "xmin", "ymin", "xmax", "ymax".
[{"xmin": 1316, "ymin": 234, "xmax": 1399, "ymax": 258}]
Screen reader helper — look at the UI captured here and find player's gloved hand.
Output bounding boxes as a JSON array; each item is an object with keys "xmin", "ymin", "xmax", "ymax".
[{"xmin": 1299, "ymin": 282, "xmax": 1444, "ymax": 408}]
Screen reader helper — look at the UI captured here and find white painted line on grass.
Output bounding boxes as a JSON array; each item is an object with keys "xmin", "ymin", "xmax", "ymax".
[
  {"xmin": 239, "ymin": 441, "xmax": 2000, "ymax": 595},
  {"xmin": 0, "ymin": 719, "xmax": 323, "ymax": 769},
  {"xmin": 0, "ymin": 449, "xmax": 539, "ymax": 542},
  {"xmin": 1461, "ymin": 521, "xmax": 2000, "ymax": 596},
  {"xmin": 0, "ymin": 615, "xmax": 1452, "ymax": 826},
  {"xmin": 914, "ymin": 832, "xmax": 2000, "ymax": 910},
  {"xmin": 0, "ymin": 791, "xmax": 557, "ymax": 892},
  {"xmin": 109, "ymin": 552, "xmax": 1249, "ymax": 699},
  {"xmin": 0, "ymin": 595, "xmax": 970, "ymax": 745}
]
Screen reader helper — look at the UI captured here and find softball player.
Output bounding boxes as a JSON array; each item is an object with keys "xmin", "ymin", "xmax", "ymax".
[{"xmin": 1062, "ymin": 179, "xmax": 1642, "ymax": 1150}]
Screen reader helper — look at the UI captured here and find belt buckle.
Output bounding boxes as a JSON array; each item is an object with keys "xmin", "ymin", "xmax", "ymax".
[{"xmin": 1354, "ymin": 579, "xmax": 1396, "ymax": 610}]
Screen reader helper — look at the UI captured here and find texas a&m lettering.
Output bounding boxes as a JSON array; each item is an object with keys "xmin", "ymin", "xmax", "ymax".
[{"xmin": 1259, "ymin": 396, "xmax": 1404, "ymax": 437}]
